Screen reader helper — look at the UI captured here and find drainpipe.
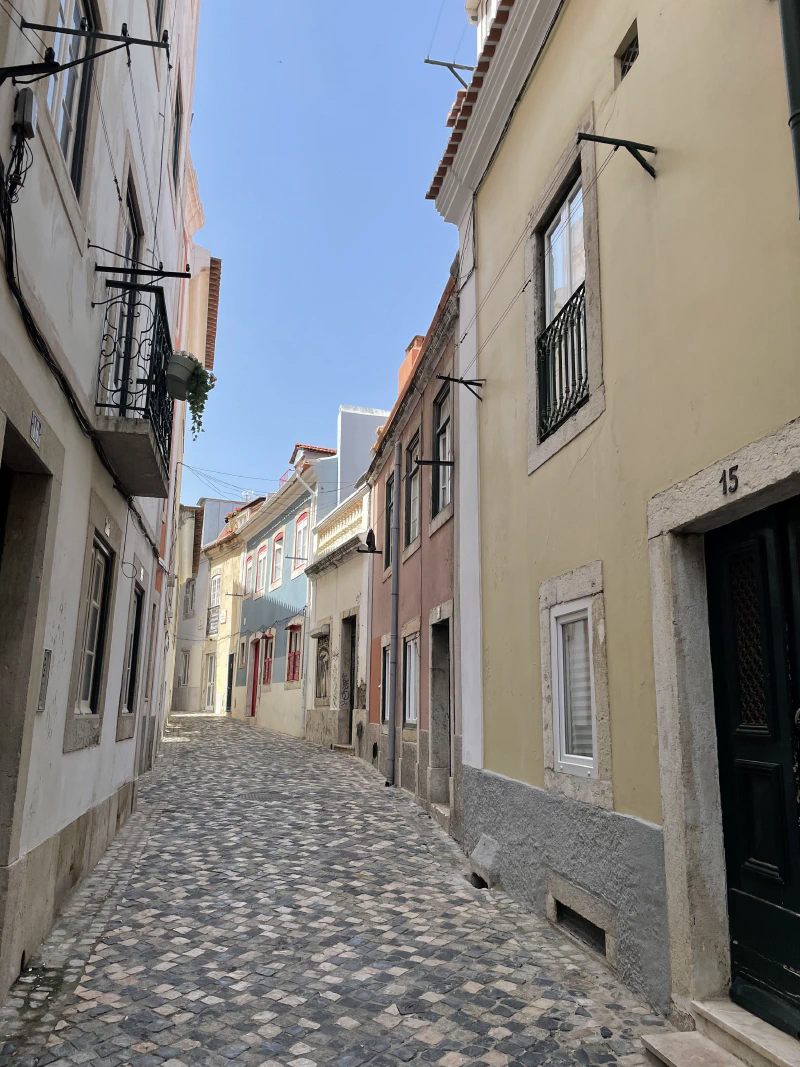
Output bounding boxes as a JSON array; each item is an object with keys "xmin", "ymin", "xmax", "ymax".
[
  {"xmin": 779, "ymin": 0, "xmax": 800, "ymax": 214},
  {"xmin": 386, "ymin": 442, "xmax": 401, "ymax": 786}
]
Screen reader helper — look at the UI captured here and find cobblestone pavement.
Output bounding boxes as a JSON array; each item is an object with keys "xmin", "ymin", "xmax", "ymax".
[{"xmin": 1, "ymin": 716, "xmax": 668, "ymax": 1067}]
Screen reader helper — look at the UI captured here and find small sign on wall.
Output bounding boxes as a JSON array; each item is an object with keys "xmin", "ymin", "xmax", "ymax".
[
  {"xmin": 38, "ymin": 649, "xmax": 52, "ymax": 711},
  {"xmin": 30, "ymin": 411, "xmax": 42, "ymax": 448},
  {"xmin": 220, "ymin": 610, "xmax": 227, "ymax": 624}
]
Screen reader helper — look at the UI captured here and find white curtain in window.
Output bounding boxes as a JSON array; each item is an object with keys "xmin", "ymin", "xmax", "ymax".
[
  {"xmin": 404, "ymin": 636, "xmax": 419, "ymax": 724},
  {"xmin": 561, "ymin": 616, "xmax": 593, "ymax": 757}
]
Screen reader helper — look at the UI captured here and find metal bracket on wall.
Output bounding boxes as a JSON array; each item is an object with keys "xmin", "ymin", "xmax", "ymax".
[
  {"xmin": 424, "ymin": 58, "xmax": 475, "ymax": 89},
  {"xmin": 577, "ymin": 132, "xmax": 657, "ymax": 179},
  {"xmin": 95, "ymin": 264, "xmax": 192, "ymax": 280},
  {"xmin": 436, "ymin": 373, "xmax": 485, "ymax": 402},
  {"xmin": 0, "ymin": 20, "xmax": 170, "ymax": 85},
  {"xmin": 414, "ymin": 459, "xmax": 454, "ymax": 468}
]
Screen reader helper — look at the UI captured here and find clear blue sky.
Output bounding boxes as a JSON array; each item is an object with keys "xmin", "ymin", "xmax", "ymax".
[{"xmin": 180, "ymin": 0, "xmax": 474, "ymax": 505}]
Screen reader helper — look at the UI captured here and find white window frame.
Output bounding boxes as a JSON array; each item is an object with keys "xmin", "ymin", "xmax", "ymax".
[
  {"xmin": 180, "ymin": 649, "xmax": 191, "ymax": 687},
  {"xmin": 245, "ymin": 554, "xmax": 254, "ymax": 595},
  {"xmin": 78, "ymin": 538, "xmax": 111, "ymax": 714},
  {"xmin": 210, "ymin": 573, "xmax": 221, "ymax": 608},
  {"xmin": 544, "ymin": 179, "xmax": 585, "ymax": 325},
  {"xmin": 256, "ymin": 545, "xmax": 268, "ymax": 593},
  {"xmin": 269, "ymin": 530, "xmax": 285, "ymax": 590},
  {"xmin": 293, "ymin": 513, "xmax": 309, "ymax": 577},
  {"xmin": 403, "ymin": 634, "xmax": 419, "ymax": 725},
  {"xmin": 381, "ymin": 643, "xmax": 391, "ymax": 723},
  {"xmin": 550, "ymin": 597, "xmax": 597, "ymax": 778}
]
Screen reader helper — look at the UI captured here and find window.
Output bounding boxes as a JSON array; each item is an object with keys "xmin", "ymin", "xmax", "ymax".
[
  {"xmin": 433, "ymin": 385, "xmax": 452, "ymax": 516},
  {"xmin": 381, "ymin": 644, "xmax": 391, "ymax": 723},
  {"xmin": 239, "ymin": 639, "xmax": 246, "ymax": 668},
  {"xmin": 384, "ymin": 475, "xmax": 394, "ymax": 568},
  {"xmin": 405, "ymin": 436, "xmax": 421, "ymax": 545},
  {"xmin": 180, "ymin": 650, "xmax": 190, "ymax": 687},
  {"xmin": 256, "ymin": 546, "xmax": 267, "ymax": 592},
  {"xmin": 315, "ymin": 634, "xmax": 330, "ymax": 700},
  {"xmin": 245, "ymin": 555, "xmax": 254, "ymax": 595},
  {"xmin": 546, "ymin": 181, "xmax": 585, "ymax": 325},
  {"xmin": 78, "ymin": 538, "xmax": 111, "ymax": 713},
  {"xmin": 294, "ymin": 513, "xmax": 309, "ymax": 574},
  {"xmin": 551, "ymin": 598, "xmax": 596, "ymax": 776},
  {"xmin": 271, "ymin": 533, "xmax": 284, "ymax": 587},
  {"xmin": 287, "ymin": 626, "xmax": 301, "ymax": 682},
  {"xmin": 210, "ymin": 573, "xmax": 221, "ymax": 607},
  {"xmin": 114, "ymin": 181, "xmax": 143, "ymax": 390},
  {"xmin": 121, "ymin": 588, "xmax": 144, "ymax": 714},
  {"xmin": 171, "ymin": 78, "xmax": 184, "ymax": 189},
  {"xmin": 183, "ymin": 578, "xmax": 196, "ymax": 618},
  {"xmin": 617, "ymin": 24, "xmax": 639, "ymax": 81},
  {"xmin": 205, "ymin": 654, "xmax": 216, "ymax": 709},
  {"xmin": 262, "ymin": 635, "xmax": 274, "ymax": 685},
  {"xmin": 48, "ymin": 0, "xmax": 95, "ymax": 196},
  {"xmin": 403, "ymin": 635, "xmax": 419, "ymax": 725}
]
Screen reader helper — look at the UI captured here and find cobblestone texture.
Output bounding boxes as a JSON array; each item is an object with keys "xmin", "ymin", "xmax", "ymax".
[{"xmin": 1, "ymin": 716, "xmax": 668, "ymax": 1067}]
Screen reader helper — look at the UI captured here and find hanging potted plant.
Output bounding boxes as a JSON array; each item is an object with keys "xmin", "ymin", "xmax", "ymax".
[
  {"xmin": 166, "ymin": 349, "xmax": 199, "ymax": 400},
  {"xmin": 185, "ymin": 362, "xmax": 216, "ymax": 440},
  {"xmin": 166, "ymin": 350, "xmax": 216, "ymax": 439}
]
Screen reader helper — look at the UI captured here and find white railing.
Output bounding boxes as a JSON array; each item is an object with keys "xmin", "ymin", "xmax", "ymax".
[{"xmin": 315, "ymin": 492, "xmax": 367, "ymax": 559}]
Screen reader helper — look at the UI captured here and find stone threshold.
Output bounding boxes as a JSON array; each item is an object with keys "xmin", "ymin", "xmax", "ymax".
[{"xmin": 693, "ymin": 1000, "xmax": 800, "ymax": 1067}]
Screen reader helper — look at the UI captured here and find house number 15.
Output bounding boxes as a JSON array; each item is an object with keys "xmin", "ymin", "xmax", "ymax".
[{"xmin": 719, "ymin": 465, "xmax": 739, "ymax": 496}]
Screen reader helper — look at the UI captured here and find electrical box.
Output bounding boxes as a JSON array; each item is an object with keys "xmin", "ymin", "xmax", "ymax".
[{"xmin": 14, "ymin": 88, "xmax": 37, "ymax": 140}]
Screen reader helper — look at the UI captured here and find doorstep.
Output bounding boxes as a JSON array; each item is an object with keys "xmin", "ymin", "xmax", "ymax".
[
  {"xmin": 430, "ymin": 802, "xmax": 450, "ymax": 834},
  {"xmin": 693, "ymin": 1000, "xmax": 800, "ymax": 1067},
  {"xmin": 644, "ymin": 1032, "xmax": 747, "ymax": 1067},
  {"xmin": 332, "ymin": 744, "xmax": 354, "ymax": 755}
]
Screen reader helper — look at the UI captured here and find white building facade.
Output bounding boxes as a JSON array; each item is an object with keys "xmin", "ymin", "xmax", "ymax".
[{"xmin": 0, "ymin": 0, "xmax": 207, "ymax": 994}]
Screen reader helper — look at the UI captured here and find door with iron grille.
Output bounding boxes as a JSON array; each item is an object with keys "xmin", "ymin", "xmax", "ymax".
[{"xmin": 706, "ymin": 502, "xmax": 800, "ymax": 1038}]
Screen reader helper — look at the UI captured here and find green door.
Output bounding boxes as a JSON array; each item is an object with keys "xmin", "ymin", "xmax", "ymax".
[{"xmin": 706, "ymin": 501, "xmax": 800, "ymax": 1038}]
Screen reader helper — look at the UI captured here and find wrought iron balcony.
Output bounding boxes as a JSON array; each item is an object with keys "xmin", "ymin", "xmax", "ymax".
[
  {"xmin": 207, "ymin": 606, "xmax": 220, "ymax": 636},
  {"xmin": 94, "ymin": 281, "xmax": 175, "ymax": 498},
  {"xmin": 536, "ymin": 282, "xmax": 588, "ymax": 441}
]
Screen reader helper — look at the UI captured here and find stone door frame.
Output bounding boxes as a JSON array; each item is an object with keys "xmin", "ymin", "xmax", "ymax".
[{"xmin": 647, "ymin": 415, "xmax": 800, "ymax": 1023}]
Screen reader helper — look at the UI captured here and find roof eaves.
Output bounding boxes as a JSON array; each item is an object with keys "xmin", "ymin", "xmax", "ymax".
[{"xmin": 426, "ymin": 0, "xmax": 516, "ymax": 202}]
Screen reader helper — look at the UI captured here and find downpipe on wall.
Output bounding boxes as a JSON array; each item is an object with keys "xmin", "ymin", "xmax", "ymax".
[
  {"xmin": 386, "ymin": 442, "xmax": 401, "ymax": 786},
  {"xmin": 779, "ymin": 0, "xmax": 800, "ymax": 214}
]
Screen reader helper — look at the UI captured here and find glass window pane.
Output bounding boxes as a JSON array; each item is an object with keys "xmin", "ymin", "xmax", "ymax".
[
  {"xmin": 547, "ymin": 203, "xmax": 570, "ymax": 322},
  {"xmin": 569, "ymin": 186, "xmax": 585, "ymax": 292},
  {"xmin": 562, "ymin": 616, "xmax": 593, "ymax": 757}
]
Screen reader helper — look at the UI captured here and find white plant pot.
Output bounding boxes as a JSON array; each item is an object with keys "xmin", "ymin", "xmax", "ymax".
[{"xmin": 166, "ymin": 350, "xmax": 199, "ymax": 400}]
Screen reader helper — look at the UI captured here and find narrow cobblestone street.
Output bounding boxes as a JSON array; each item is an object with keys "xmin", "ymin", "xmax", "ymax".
[{"xmin": 1, "ymin": 717, "xmax": 667, "ymax": 1067}]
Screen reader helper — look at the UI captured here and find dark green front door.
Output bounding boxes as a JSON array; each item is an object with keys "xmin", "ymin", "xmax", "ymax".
[{"xmin": 706, "ymin": 501, "xmax": 800, "ymax": 1038}]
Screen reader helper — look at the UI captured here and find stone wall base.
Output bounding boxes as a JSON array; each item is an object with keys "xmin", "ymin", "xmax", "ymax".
[
  {"xmin": 305, "ymin": 706, "xmax": 338, "ymax": 750},
  {"xmin": 463, "ymin": 764, "xmax": 671, "ymax": 1013},
  {"xmin": 0, "ymin": 780, "xmax": 136, "ymax": 999}
]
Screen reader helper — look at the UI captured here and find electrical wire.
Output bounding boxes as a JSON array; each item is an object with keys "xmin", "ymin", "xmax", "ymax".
[
  {"xmin": 427, "ymin": 0, "xmax": 448, "ymax": 58},
  {"xmin": 0, "ymin": 0, "xmax": 47, "ymax": 58},
  {"xmin": 91, "ymin": 63, "xmax": 123, "ymax": 203}
]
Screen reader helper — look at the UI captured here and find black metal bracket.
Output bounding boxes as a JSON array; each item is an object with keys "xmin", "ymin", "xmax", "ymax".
[
  {"xmin": 95, "ymin": 264, "xmax": 191, "ymax": 280},
  {"xmin": 414, "ymin": 459, "xmax": 454, "ymax": 468},
  {"xmin": 424, "ymin": 58, "xmax": 475, "ymax": 89},
  {"xmin": 436, "ymin": 373, "xmax": 485, "ymax": 402},
  {"xmin": 1, "ymin": 20, "xmax": 170, "ymax": 84},
  {"xmin": 577, "ymin": 132, "xmax": 657, "ymax": 179}
]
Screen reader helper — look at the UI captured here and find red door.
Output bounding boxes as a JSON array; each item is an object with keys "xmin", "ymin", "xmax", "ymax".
[{"xmin": 250, "ymin": 640, "xmax": 260, "ymax": 717}]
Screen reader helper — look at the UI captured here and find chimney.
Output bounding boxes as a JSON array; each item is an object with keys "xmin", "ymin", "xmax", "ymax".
[{"xmin": 398, "ymin": 335, "xmax": 425, "ymax": 395}]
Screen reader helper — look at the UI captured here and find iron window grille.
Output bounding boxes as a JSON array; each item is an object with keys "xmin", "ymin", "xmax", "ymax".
[
  {"xmin": 537, "ymin": 281, "xmax": 588, "ymax": 441},
  {"xmin": 96, "ymin": 281, "xmax": 175, "ymax": 474},
  {"xmin": 619, "ymin": 33, "xmax": 639, "ymax": 80}
]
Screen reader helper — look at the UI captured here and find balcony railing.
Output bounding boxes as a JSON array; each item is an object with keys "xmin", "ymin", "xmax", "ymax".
[
  {"xmin": 96, "ymin": 281, "xmax": 174, "ymax": 474},
  {"xmin": 536, "ymin": 282, "xmax": 588, "ymax": 441},
  {"xmin": 207, "ymin": 606, "xmax": 220, "ymax": 636}
]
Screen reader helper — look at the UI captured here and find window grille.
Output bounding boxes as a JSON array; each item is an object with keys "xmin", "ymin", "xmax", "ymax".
[{"xmin": 619, "ymin": 33, "xmax": 639, "ymax": 79}]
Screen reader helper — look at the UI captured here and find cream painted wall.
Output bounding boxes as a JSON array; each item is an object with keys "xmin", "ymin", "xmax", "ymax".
[
  {"xmin": 205, "ymin": 543, "xmax": 244, "ymax": 715},
  {"xmin": 472, "ymin": 0, "xmax": 800, "ymax": 824}
]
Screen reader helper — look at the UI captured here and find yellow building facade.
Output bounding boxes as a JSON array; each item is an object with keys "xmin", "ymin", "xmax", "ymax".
[{"xmin": 431, "ymin": 0, "xmax": 800, "ymax": 1050}]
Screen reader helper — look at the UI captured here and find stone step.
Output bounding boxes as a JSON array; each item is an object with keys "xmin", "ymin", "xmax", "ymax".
[
  {"xmin": 693, "ymin": 1000, "xmax": 800, "ymax": 1067},
  {"xmin": 332, "ymin": 744, "xmax": 354, "ymax": 755},
  {"xmin": 644, "ymin": 1032, "xmax": 747, "ymax": 1067}
]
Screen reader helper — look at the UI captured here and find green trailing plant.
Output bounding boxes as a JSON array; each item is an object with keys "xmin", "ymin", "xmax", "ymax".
[{"xmin": 185, "ymin": 363, "xmax": 216, "ymax": 439}]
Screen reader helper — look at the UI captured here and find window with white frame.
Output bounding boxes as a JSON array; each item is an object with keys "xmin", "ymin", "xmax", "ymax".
[
  {"xmin": 381, "ymin": 644, "xmax": 391, "ymax": 722},
  {"xmin": 210, "ymin": 573, "xmax": 221, "ymax": 607},
  {"xmin": 405, "ymin": 435, "xmax": 420, "ymax": 545},
  {"xmin": 293, "ymin": 513, "xmax": 309, "ymax": 574},
  {"xmin": 433, "ymin": 384, "xmax": 452, "ymax": 516},
  {"xmin": 403, "ymin": 635, "xmax": 419, "ymax": 725},
  {"xmin": 550, "ymin": 598, "xmax": 596, "ymax": 776},
  {"xmin": 78, "ymin": 538, "xmax": 112, "ymax": 714},
  {"xmin": 239, "ymin": 639, "xmax": 246, "ymax": 668},
  {"xmin": 245, "ymin": 555, "xmax": 254, "ymax": 595},
  {"xmin": 121, "ymin": 588, "xmax": 144, "ymax": 714},
  {"xmin": 47, "ymin": 0, "xmax": 95, "ymax": 196},
  {"xmin": 270, "ymin": 533, "xmax": 284, "ymax": 587},
  {"xmin": 384, "ymin": 476, "xmax": 394, "ymax": 568},
  {"xmin": 256, "ymin": 546, "xmax": 267, "ymax": 592},
  {"xmin": 184, "ymin": 578, "xmax": 196, "ymax": 618},
  {"xmin": 180, "ymin": 650, "xmax": 191, "ymax": 687}
]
